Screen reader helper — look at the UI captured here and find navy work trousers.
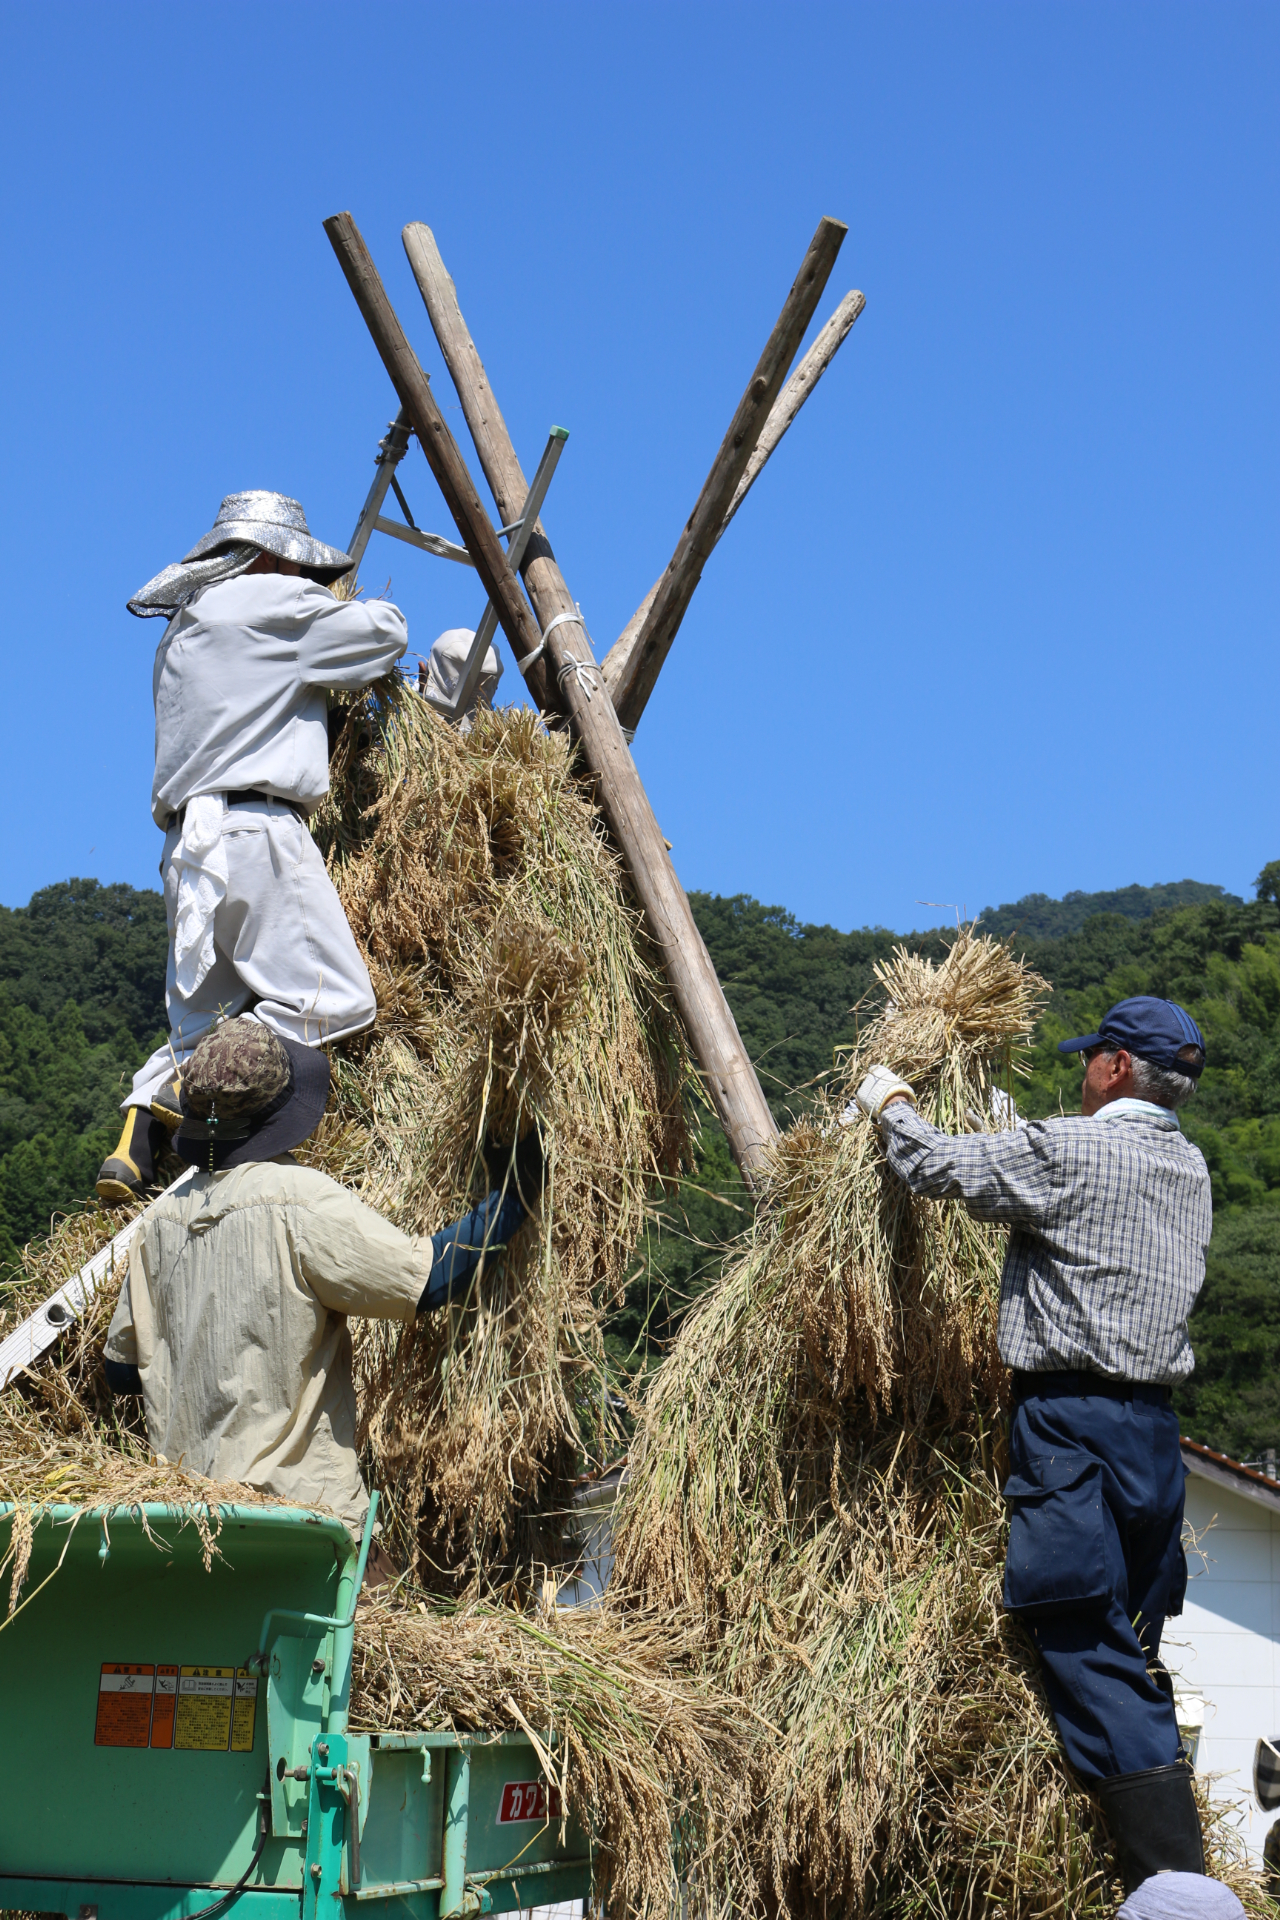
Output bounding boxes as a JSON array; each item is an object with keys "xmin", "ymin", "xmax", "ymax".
[{"xmin": 1002, "ymin": 1375, "xmax": 1187, "ymax": 1783}]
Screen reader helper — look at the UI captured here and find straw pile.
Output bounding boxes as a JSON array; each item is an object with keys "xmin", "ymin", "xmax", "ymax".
[
  {"xmin": 300, "ymin": 676, "xmax": 693, "ymax": 1581},
  {"xmin": 350, "ymin": 1594, "xmax": 751, "ymax": 1919},
  {"xmin": 609, "ymin": 930, "xmax": 1267, "ymax": 1918},
  {"xmin": 0, "ymin": 670, "xmax": 727, "ymax": 1918}
]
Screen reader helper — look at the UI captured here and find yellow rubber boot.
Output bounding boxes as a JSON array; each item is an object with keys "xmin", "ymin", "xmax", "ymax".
[
  {"xmin": 96, "ymin": 1108, "xmax": 159, "ymax": 1205},
  {"xmin": 149, "ymin": 1076, "xmax": 183, "ymax": 1129}
]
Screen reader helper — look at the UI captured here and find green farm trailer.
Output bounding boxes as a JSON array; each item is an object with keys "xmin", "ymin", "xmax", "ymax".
[{"xmin": 0, "ymin": 1498, "xmax": 591, "ymax": 1919}]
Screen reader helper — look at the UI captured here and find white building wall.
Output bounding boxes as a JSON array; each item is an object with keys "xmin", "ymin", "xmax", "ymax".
[{"xmin": 1170, "ymin": 1475, "xmax": 1280, "ymax": 1865}]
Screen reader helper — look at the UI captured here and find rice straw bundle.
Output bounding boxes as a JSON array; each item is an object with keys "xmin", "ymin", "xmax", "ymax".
[
  {"xmin": 350, "ymin": 1591, "xmax": 751, "ymax": 1920},
  {"xmin": 304, "ymin": 678, "xmax": 694, "ymax": 1582},
  {"xmin": 610, "ymin": 929, "xmax": 1267, "ymax": 1917}
]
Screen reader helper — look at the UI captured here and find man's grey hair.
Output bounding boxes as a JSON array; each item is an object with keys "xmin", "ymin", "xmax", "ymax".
[{"xmin": 1123, "ymin": 1051, "xmax": 1199, "ymax": 1110}]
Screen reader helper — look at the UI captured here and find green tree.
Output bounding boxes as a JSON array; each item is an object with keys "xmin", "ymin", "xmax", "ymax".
[
  {"xmin": 978, "ymin": 880, "xmax": 1241, "ymax": 943},
  {"xmin": 0, "ymin": 882, "xmax": 165, "ymax": 1267},
  {"xmin": 0, "ymin": 879, "xmax": 168, "ymax": 1047},
  {"xmin": 1173, "ymin": 1208, "xmax": 1280, "ymax": 1461}
]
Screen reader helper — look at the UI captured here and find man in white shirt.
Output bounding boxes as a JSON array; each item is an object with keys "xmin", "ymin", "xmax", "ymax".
[
  {"xmin": 99, "ymin": 492, "xmax": 407, "ymax": 1202},
  {"xmin": 421, "ymin": 627, "xmax": 503, "ymax": 732}
]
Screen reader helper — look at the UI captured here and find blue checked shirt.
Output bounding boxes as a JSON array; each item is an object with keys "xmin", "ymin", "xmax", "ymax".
[{"xmin": 879, "ymin": 1101, "xmax": 1213, "ymax": 1383}]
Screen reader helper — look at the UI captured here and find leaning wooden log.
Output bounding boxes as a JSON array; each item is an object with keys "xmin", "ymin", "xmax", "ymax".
[
  {"xmin": 401, "ymin": 219, "xmax": 778, "ymax": 1179},
  {"xmin": 600, "ymin": 289, "xmax": 866, "ymax": 721},
  {"xmin": 723, "ymin": 289, "xmax": 866, "ymax": 537},
  {"xmin": 604, "ymin": 217, "xmax": 847, "ymax": 735},
  {"xmin": 327, "ymin": 211, "xmax": 779, "ymax": 1179}
]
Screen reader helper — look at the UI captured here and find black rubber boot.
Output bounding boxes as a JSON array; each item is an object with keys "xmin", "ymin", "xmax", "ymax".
[
  {"xmin": 1265, "ymin": 1817, "xmax": 1280, "ymax": 1898},
  {"xmin": 1096, "ymin": 1762, "xmax": 1205, "ymax": 1895},
  {"xmin": 96, "ymin": 1108, "xmax": 161, "ymax": 1205}
]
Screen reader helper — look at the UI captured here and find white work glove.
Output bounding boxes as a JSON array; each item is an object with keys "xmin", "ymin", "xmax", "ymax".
[
  {"xmin": 849, "ymin": 1066, "xmax": 917, "ymax": 1122},
  {"xmin": 965, "ymin": 1087, "xmax": 1028, "ymax": 1132}
]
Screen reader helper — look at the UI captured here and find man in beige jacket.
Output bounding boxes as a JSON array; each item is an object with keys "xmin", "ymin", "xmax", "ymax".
[{"xmin": 104, "ymin": 1019, "xmax": 537, "ymax": 1534}]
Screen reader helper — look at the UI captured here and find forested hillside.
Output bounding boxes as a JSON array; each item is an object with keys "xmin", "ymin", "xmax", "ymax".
[
  {"xmin": 3, "ymin": 870, "xmax": 1279, "ymax": 1463},
  {"xmin": 977, "ymin": 879, "xmax": 1241, "ymax": 943},
  {"xmin": 0, "ymin": 882, "xmax": 166, "ymax": 1266}
]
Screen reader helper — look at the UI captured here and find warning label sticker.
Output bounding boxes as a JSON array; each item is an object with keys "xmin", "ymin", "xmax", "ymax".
[
  {"xmin": 95, "ymin": 1664, "xmax": 154, "ymax": 1747},
  {"xmin": 92, "ymin": 1661, "xmax": 258, "ymax": 1753},
  {"xmin": 174, "ymin": 1667, "xmax": 235, "ymax": 1751},
  {"xmin": 151, "ymin": 1666, "xmax": 178, "ymax": 1748},
  {"xmin": 230, "ymin": 1669, "xmax": 259, "ymax": 1752}
]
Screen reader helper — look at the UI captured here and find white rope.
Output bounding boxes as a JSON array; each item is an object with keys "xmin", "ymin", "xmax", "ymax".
[
  {"xmin": 557, "ymin": 652, "xmax": 602, "ymax": 701},
  {"xmin": 517, "ymin": 607, "xmax": 587, "ymax": 678}
]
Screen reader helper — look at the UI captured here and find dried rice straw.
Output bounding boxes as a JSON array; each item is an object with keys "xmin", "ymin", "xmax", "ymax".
[
  {"xmin": 611, "ymin": 929, "xmax": 1268, "ymax": 1917},
  {"xmin": 304, "ymin": 678, "xmax": 694, "ymax": 1583}
]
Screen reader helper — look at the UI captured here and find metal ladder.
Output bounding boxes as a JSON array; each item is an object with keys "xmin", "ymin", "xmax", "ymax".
[{"xmin": 344, "ymin": 406, "xmax": 569, "ymax": 723}]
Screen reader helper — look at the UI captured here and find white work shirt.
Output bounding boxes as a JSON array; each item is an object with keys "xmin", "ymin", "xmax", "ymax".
[
  {"xmin": 105, "ymin": 1157, "xmax": 431, "ymax": 1528},
  {"xmin": 151, "ymin": 575, "xmax": 407, "ymax": 827}
]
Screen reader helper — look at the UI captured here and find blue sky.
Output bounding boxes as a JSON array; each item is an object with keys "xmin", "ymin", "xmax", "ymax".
[{"xmin": 0, "ymin": 3, "xmax": 1275, "ymax": 933}]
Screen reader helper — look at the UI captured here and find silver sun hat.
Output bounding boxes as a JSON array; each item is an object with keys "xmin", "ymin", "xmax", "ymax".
[
  {"xmin": 128, "ymin": 491, "xmax": 353, "ymax": 620},
  {"xmin": 183, "ymin": 492, "xmax": 352, "ymax": 574}
]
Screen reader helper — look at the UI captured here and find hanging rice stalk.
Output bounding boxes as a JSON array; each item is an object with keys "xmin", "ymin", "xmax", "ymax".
[
  {"xmin": 609, "ymin": 929, "xmax": 1267, "ymax": 1917},
  {"xmin": 302, "ymin": 677, "xmax": 694, "ymax": 1583}
]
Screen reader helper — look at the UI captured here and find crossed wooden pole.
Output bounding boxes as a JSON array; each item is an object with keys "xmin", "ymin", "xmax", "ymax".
[{"xmin": 324, "ymin": 212, "xmax": 862, "ymax": 1181}]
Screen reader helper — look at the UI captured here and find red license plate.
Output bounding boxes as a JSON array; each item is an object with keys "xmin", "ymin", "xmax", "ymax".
[{"xmin": 498, "ymin": 1779, "xmax": 562, "ymax": 1824}]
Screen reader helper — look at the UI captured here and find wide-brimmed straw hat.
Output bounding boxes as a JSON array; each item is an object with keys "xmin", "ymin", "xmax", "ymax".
[
  {"xmin": 174, "ymin": 1018, "xmax": 331, "ymax": 1170},
  {"xmin": 182, "ymin": 492, "xmax": 352, "ymax": 577},
  {"xmin": 127, "ymin": 491, "xmax": 353, "ymax": 619}
]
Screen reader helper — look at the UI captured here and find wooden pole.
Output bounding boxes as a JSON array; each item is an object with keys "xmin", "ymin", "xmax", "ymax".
[
  {"xmin": 604, "ymin": 217, "xmax": 847, "ymax": 734},
  {"xmin": 601, "ymin": 288, "xmax": 866, "ymax": 717},
  {"xmin": 723, "ymin": 289, "xmax": 866, "ymax": 537},
  {"xmin": 328, "ymin": 212, "xmax": 779, "ymax": 1178}
]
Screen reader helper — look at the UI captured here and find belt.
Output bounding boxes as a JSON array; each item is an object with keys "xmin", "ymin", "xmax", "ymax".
[
  {"xmin": 167, "ymin": 790, "xmax": 304, "ymax": 831},
  {"xmin": 1011, "ymin": 1368, "xmax": 1172, "ymax": 1406}
]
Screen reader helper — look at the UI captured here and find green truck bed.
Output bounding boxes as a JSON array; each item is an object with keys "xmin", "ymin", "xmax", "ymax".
[{"xmin": 0, "ymin": 1501, "xmax": 591, "ymax": 1920}]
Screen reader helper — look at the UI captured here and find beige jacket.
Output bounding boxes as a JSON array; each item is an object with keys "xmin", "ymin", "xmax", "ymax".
[{"xmin": 105, "ymin": 1157, "xmax": 431, "ymax": 1528}]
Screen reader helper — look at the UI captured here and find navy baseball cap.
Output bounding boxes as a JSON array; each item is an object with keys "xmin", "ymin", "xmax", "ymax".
[{"xmin": 1058, "ymin": 996, "xmax": 1206, "ymax": 1079}]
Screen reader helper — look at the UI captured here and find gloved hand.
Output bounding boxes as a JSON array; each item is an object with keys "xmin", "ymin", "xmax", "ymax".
[
  {"xmin": 514, "ymin": 1123, "xmax": 545, "ymax": 1200},
  {"xmin": 479, "ymin": 1124, "xmax": 546, "ymax": 1203},
  {"xmin": 104, "ymin": 1357, "xmax": 143, "ymax": 1396},
  {"xmin": 853, "ymin": 1065, "xmax": 917, "ymax": 1121},
  {"xmin": 419, "ymin": 1178, "xmax": 530, "ymax": 1315}
]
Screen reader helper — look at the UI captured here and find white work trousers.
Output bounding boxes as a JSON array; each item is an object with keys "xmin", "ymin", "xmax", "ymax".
[{"xmin": 125, "ymin": 799, "xmax": 375, "ymax": 1111}]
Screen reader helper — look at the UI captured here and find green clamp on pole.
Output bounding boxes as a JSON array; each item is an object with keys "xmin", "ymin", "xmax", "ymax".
[
  {"xmin": 246, "ymin": 1491, "xmax": 379, "ymax": 1679},
  {"xmin": 301, "ymin": 1731, "xmax": 351, "ymax": 1919}
]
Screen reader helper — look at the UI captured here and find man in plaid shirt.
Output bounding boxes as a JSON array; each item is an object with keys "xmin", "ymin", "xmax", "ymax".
[{"xmin": 857, "ymin": 995, "xmax": 1211, "ymax": 1897}]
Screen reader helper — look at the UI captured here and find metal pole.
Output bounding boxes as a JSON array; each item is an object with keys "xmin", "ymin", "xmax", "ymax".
[
  {"xmin": 344, "ymin": 409, "xmax": 413, "ymax": 577},
  {"xmin": 440, "ymin": 1746, "xmax": 471, "ymax": 1917},
  {"xmin": 423, "ymin": 427, "xmax": 570, "ymax": 724}
]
